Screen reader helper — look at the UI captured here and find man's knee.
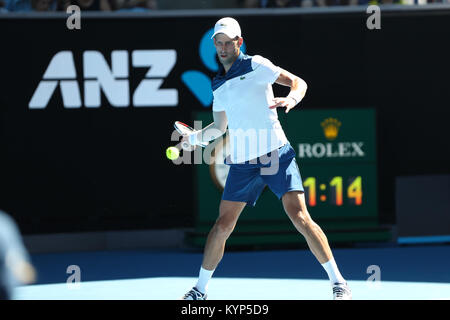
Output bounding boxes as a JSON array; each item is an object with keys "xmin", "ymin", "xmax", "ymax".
[
  {"xmin": 211, "ymin": 200, "xmax": 245, "ymax": 239},
  {"xmin": 212, "ymin": 214, "xmax": 237, "ymax": 239},
  {"xmin": 285, "ymin": 204, "xmax": 314, "ymax": 232}
]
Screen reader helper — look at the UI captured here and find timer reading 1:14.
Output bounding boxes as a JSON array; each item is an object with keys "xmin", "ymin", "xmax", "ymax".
[{"xmin": 303, "ymin": 176, "xmax": 363, "ymax": 207}]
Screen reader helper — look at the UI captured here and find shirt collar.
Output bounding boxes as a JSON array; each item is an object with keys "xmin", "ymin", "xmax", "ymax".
[{"xmin": 217, "ymin": 51, "xmax": 245, "ymax": 78}]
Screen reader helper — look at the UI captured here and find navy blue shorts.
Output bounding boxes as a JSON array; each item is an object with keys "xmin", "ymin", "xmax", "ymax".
[{"xmin": 222, "ymin": 142, "xmax": 304, "ymax": 207}]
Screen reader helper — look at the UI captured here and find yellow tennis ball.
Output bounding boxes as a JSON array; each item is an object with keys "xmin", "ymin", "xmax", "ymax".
[{"xmin": 166, "ymin": 146, "xmax": 180, "ymax": 160}]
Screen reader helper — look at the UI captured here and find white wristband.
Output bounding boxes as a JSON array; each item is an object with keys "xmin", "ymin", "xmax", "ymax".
[{"xmin": 287, "ymin": 92, "xmax": 301, "ymax": 105}]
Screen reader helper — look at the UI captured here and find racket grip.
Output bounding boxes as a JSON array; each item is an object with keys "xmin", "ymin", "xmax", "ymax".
[{"xmin": 181, "ymin": 141, "xmax": 191, "ymax": 151}]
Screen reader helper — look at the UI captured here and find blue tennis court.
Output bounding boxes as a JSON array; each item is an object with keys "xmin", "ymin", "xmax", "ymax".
[{"xmin": 14, "ymin": 244, "xmax": 450, "ymax": 300}]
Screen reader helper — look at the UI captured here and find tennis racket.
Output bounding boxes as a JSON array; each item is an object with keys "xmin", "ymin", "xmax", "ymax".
[{"xmin": 174, "ymin": 121, "xmax": 209, "ymax": 151}]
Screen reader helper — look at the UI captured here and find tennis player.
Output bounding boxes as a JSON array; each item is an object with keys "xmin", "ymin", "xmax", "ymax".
[{"xmin": 181, "ymin": 17, "xmax": 351, "ymax": 300}]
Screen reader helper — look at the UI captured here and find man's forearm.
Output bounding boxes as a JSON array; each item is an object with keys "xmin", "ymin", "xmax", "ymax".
[
  {"xmin": 275, "ymin": 70, "xmax": 308, "ymax": 106},
  {"xmin": 287, "ymin": 77, "xmax": 308, "ymax": 105}
]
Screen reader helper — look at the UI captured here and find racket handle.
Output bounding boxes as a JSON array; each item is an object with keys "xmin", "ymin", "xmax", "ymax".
[{"xmin": 181, "ymin": 141, "xmax": 191, "ymax": 151}]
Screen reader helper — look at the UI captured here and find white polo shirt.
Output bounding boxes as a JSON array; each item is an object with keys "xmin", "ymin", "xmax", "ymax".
[{"xmin": 212, "ymin": 52, "xmax": 288, "ymax": 163}]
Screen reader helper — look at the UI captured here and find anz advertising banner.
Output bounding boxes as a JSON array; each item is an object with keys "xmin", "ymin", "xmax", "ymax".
[
  {"xmin": 26, "ymin": 27, "xmax": 237, "ymax": 110},
  {"xmin": 1, "ymin": 15, "xmax": 259, "ymax": 234}
]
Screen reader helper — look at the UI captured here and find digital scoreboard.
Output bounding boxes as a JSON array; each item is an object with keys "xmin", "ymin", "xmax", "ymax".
[
  {"xmin": 190, "ymin": 109, "xmax": 388, "ymax": 247},
  {"xmin": 282, "ymin": 109, "xmax": 378, "ymax": 221}
]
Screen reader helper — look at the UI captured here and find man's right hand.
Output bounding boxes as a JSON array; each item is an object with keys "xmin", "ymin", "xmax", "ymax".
[{"xmin": 181, "ymin": 134, "xmax": 196, "ymax": 151}]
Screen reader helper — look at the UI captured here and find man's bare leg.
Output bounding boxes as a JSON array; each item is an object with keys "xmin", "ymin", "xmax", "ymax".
[
  {"xmin": 282, "ymin": 191, "xmax": 348, "ymax": 287},
  {"xmin": 202, "ymin": 200, "xmax": 246, "ymax": 269},
  {"xmin": 190, "ymin": 200, "xmax": 246, "ymax": 295}
]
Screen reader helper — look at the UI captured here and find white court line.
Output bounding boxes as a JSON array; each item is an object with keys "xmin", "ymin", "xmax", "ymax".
[{"xmin": 13, "ymin": 277, "xmax": 450, "ymax": 300}]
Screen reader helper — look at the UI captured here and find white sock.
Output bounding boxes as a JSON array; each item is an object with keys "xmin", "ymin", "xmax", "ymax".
[
  {"xmin": 195, "ymin": 267, "xmax": 215, "ymax": 294},
  {"xmin": 321, "ymin": 259, "xmax": 346, "ymax": 284}
]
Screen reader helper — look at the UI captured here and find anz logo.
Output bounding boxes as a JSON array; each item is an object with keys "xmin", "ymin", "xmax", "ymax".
[
  {"xmin": 29, "ymin": 50, "xmax": 178, "ymax": 109},
  {"xmin": 28, "ymin": 28, "xmax": 245, "ymax": 109},
  {"xmin": 181, "ymin": 27, "xmax": 246, "ymax": 107}
]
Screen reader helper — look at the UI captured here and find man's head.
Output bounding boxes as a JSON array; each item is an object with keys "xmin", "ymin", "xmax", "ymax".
[{"xmin": 211, "ymin": 17, "xmax": 243, "ymax": 67}]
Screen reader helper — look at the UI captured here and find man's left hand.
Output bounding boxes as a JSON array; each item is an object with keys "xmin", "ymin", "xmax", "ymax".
[{"xmin": 269, "ymin": 97, "xmax": 297, "ymax": 113}]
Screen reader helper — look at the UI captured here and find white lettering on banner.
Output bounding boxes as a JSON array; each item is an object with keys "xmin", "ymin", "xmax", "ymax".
[
  {"xmin": 83, "ymin": 50, "xmax": 129, "ymax": 107},
  {"xmin": 298, "ymin": 142, "xmax": 365, "ymax": 159},
  {"xmin": 132, "ymin": 50, "xmax": 177, "ymax": 107},
  {"xmin": 28, "ymin": 50, "xmax": 178, "ymax": 109},
  {"xmin": 28, "ymin": 51, "xmax": 81, "ymax": 109},
  {"xmin": 312, "ymin": 143, "xmax": 326, "ymax": 158}
]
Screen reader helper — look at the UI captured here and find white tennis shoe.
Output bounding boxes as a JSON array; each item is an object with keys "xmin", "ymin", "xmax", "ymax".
[
  {"xmin": 182, "ymin": 287, "xmax": 207, "ymax": 300},
  {"xmin": 332, "ymin": 282, "xmax": 352, "ymax": 300}
]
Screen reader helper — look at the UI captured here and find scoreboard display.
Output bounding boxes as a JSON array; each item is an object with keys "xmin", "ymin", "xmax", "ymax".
[
  {"xmin": 282, "ymin": 109, "xmax": 378, "ymax": 221},
  {"xmin": 190, "ymin": 108, "xmax": 389, "ymax": 247}
]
